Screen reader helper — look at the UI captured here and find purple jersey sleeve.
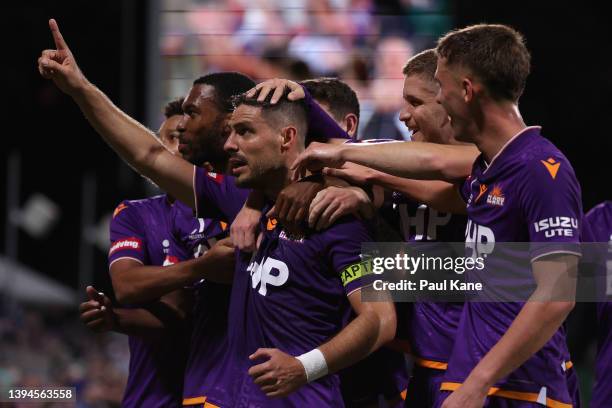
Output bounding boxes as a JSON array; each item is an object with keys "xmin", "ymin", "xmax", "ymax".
[
  {"xmin": 323, "ymin": 217, "xmax": 375, "ymax": 295},
  {"xmin": 108, "ymin": 201, "xmax": 147, "ymax": 267},
  {"xmin": 302, "ymin": 85, "xmax": 351, "ymax": 143},
  {"xmin": 458, "ymin": 176, "xmax": 473, "ymax": 204},
  {"xmin": 192, "ymin": 166, "xmax": 250, "ymax": 222},
  {"xmin": 519, "ymin": 156, "xmax": 582, "ymax": 260}
]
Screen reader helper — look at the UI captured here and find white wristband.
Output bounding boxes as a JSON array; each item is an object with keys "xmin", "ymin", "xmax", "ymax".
[{"xmin": 296, "ymin": 348, "xmax": 328, "ymax": 382}]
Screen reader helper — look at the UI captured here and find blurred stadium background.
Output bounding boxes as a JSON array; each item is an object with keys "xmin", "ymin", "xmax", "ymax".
[{"xmin": 2, "ymin": 0, "xmax": 610, "ymax": 406}]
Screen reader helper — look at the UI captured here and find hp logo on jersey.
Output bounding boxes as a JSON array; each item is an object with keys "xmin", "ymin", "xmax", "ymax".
[
  {"xmin": 465, "ymin": 219, "xmax": 495, "ymax": 260},
  {"xmin": 248, "ymin": 256, "xmax": 289, "ymax": 296}
]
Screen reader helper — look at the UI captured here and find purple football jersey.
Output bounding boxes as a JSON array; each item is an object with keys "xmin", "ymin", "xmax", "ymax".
[
  {"xmin": 585, "ymin": 201, "xmax": 612, "ymax": 408},
  {"xmin": 226, "ymin": 210, "xmax": 375, "ymax": 408},
  {"xmin": 108, "ymin": 195, "xmax": 187, "ymax": 408},
  {"xmin": 441, "ymin": 127, "xmax": 582, "ymax": 407},
  {"xmin": 192, "ymin": 166, "xmax": 250, "ymax": 222},
  {"xmin": 165, "ymin": 199, "xmax": 235, "ymax": 407},
  {"xmin": 390, "ymin": 194, "xmax": 466, "ymax": 366}
]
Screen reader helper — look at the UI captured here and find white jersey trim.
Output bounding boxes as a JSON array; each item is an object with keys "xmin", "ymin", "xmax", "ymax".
[
  {"xmin": 109, "ymin": 256, "xmax": 144, "ymax": 269},
  {"xmin": 192, "ymin": 165, "xmax": 200, "ymax": 219},
  {"xmin": 483, "ymin": 126, "xmax": 542, "ymax": 174},
  {"xmin": 346, "ymin": 282, "xmax": 374, "ymax": 297},
  {"xmin": 530, "ymin": 250, "xmax": 582, "ymax": 263}
]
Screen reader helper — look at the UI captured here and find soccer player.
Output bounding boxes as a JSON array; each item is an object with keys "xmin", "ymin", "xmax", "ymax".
[
  {"xmin": 82, "ymin": 98, "xmax": 188, "ymax": 408},
  {"xmin": 293, "ymin": 24, "xmax": 582, "ymax": 408},
  {"xmin": 383, "ymin": 49, "xmax": 467, "ymax": 408},
  {"xmin": 80, "ymin": 71, "xmax": 255, "ymax": 408},
  {"xmin": 302, "ymin": 78, "xmax": 409, "ymax": 408},
  {"xmin": 40, "ymin": 19, "xmax": 396, "ymax": 407},
  {"xmin": 217, "ymin": 90, "xmax": 396, "ymax": 406},
  {"xmin": 584, "ymin": 201, "xmax": 612, "ymax": 408},
  {"xmin": 258, "ymin": 52, "xmax": 469, "ymax": 407}
]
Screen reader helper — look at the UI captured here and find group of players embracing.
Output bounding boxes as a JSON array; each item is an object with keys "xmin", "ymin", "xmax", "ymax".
[{"xmin": 38, "ymin": 17, "xmax": 611, "ymax": 408}]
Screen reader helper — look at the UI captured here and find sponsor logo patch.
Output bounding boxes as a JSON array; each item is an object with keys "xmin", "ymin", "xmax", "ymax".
[
  {"xmin": 248, "ymin": 256, "xmax": 289, "ymax": 296},
  {"xmin": 206, "ymin": 171, "xmax": 224, "ymax": 183},
  {"xmin": 163, "ymin": 255, "xmax": 179, "ymax": 266},
  {"xmin": 266, "ymin": 218, "xmax": 278, "ymax": 231},
  {"xmin": 113, "ymin": 203, "xmax": 128, "ymax": 218},
  {"xmin": 474, "ymin": 184, "xmax": 488, "ymax": 203},
  {"xmin": 486, "ymin": 184, "xmax": 505, "ymax": 207},
  {"xmin": 541, "ymin": 157, "xmax": 561, "ymax": 179},
  {"xmin": 533, "ymin": 216, "xmax": 578, "ymax": 237},
  {"xmin": 109, "ymin": 237, "xmax": 142, "ymax": 255}
]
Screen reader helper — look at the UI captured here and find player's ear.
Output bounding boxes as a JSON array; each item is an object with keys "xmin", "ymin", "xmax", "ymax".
[
  {"xmin": 343, "ymin": 114, "xmax": 359, "ymax": 138},
  {"xmin": 462, "ymin": 77, "xmax": 474, "ymax": 103},
  {"xmin": 280, "ymin": 126, "xmax": 298, "ymax": 151}
]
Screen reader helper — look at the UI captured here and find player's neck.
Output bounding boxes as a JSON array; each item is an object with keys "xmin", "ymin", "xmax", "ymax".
[
  {"xmin": 262, "ymin": 168, "xmax": 292, "ymax": 202},
  {"xmin": 474, "ymin": 102, "xmax": 526, "ymax": 162},
  {"xmin": 207, "ymin": 157, "xmax": 228, "ymax": 174}
]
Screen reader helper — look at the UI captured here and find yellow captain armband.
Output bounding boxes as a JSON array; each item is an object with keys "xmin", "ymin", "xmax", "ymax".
[{"xmin": 340, "ymin": 259, "xmax": 373, "ymax": 287}]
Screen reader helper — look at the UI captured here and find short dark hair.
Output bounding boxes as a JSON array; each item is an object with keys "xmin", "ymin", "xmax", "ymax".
[
  {"xmin": 163, "ymin": 97, "xmax": 184, "ymax": 118},
  {"xmin": 193, "ymin": 72, "xmax": 256, "ymax": 112},
  {"xmin": 436, "ymin": 24, "xmax": 531, "ymax": 102},
  {"xmin": 301, "ymin": 77, "xmax": 360, "ymax": 122},
  {"xmin": 402, "ymin": 49, "xmax": 437, "ymax": 82},
  {"xmin": 232, "ymin": 88, "xmax": 308, "ymax": 142}
]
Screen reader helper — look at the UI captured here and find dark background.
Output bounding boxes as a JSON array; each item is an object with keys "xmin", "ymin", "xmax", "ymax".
[
  {"xmin": 1, "ymin": 1, "xmax": 609, "ymax": 403},
  {"xmin": 3, "ymin": 0, "xmax": 611, "ymax": 294}
]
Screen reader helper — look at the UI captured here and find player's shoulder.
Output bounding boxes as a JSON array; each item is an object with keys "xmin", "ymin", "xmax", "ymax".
[
  {"xmin": 195, "ymin": 166, "xmax": 232, "ymax": 185},
  {"xmin": 586, "ymin": 201, "xmax": 612, "ymax": 221},
  {"xmin": 111, "ymin": 195, "xmax": 166, "ymax": 223},
  {"xmin": 515, "ymin": 135, "xmax": 576, "ymax": 184},
  {"xmin": 316, "ymin": 214, "xmax": 373, "ymax": 244}
]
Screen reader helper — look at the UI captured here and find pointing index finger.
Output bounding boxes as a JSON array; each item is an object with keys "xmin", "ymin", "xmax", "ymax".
[{"xmin": 49, "ymin": 19, "xmax": 69, "ymax": 51}]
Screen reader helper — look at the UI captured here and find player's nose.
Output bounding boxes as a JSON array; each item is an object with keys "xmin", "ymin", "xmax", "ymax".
[{"xmin": 224, "ymin": 131, "xmax": 238, "ymax": 153}]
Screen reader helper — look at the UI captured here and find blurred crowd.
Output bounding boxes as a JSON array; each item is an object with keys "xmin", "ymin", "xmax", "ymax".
[
  {"xmin": 160, "ymin": 0, "xmax": 451, "ymax": 140},
  {"xmin": 0, "ymin": 302, "xmax": 128, "ymax": 407}
]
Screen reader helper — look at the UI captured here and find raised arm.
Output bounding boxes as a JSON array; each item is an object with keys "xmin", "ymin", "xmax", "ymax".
[
  {"xmin": 38, "ymin": 19, "xmax": 194, "ymax": 206},
  {"xmin": 323, "ymin": 162, "xmax": 467, "ymax": 214},
  {"xmin": 293, "ymin": 141, "xmax": 479, "ymax": 183}
]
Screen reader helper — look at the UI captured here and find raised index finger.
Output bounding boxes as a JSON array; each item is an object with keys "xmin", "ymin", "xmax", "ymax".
[{"xmin": 49, "ymin": 19, "xmax": 69, "ymax": 51}]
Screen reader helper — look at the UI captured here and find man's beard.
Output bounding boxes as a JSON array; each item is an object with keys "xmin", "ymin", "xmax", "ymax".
[{"xmin": 189, "ymin": 127, "xmax": 228, "ymax": 169}]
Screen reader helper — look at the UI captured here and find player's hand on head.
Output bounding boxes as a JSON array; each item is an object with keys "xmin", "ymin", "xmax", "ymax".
[
  {"xmin": 38, "ymin": 19, "xmax": 88, "ymax": 95},
  {"xmin": 308, "ymin": 186, "xmax": 374, "ymax": 231},
  {"xmin": 291, "ymin": 142, "xmax": 346, "ymax": 180},
  {"xmin": 248, "ymin": 348, "xmax": 307, "ymax": 398},
  {"xmin": 79, "ymin": 285, "xmax": 116, "ymax": 333},
  {"xmin": 246, "ymin": 78, "xmax": 304, "ymax": 104},
  {"xmin": 231, "ymin": 203, "xmax": 262, "ymax": 252}
]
